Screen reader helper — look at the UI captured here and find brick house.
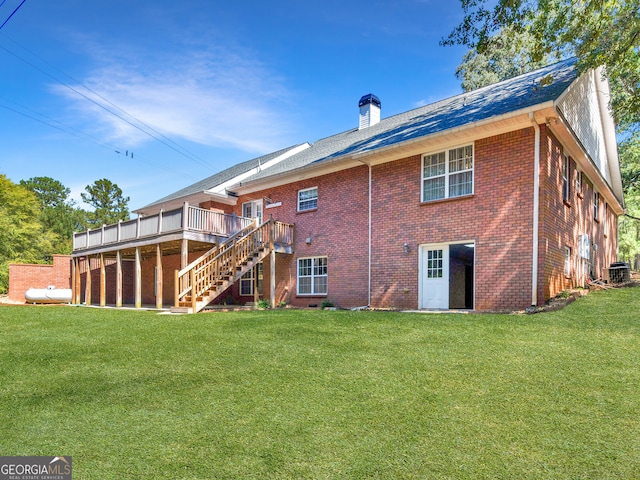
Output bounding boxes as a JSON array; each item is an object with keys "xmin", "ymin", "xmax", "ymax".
[{"xmin": 71, "ymin": 59, "xmax": 624, "ymax": 312}]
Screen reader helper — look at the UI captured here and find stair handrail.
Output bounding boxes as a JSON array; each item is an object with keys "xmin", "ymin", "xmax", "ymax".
[
  {"xmin": 177, "ymin": 218, "xmax": 258, "ymax": 278},
  {"xmin": 174, "ymin": 218, "xmax": 295, "ymax": 311},
  {"xmin": 175, "ymin": 218, "xmax": 272, "ymax": 308}
]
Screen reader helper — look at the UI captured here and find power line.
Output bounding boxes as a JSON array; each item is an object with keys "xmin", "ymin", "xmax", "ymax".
[
  {"xmin": 0, "ymin": 0, "xmax": 26, "ymax": 31},
  {"xmin": 0, "ymin": 98, "xmax": 200, "ymax": 182},
  {"xmin": 0, "ymin": 32, "xmax": 218, "ymax": 170}
]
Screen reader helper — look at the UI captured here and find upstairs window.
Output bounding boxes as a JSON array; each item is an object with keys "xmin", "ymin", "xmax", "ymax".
[
  {"xmin": 422, "ymin": 145, "xmax": 473, "ymax": 202},
  {"xmin": 562, "ymin": 155, "xmax": 570, "ymax": 202},
  {"xmin": 575, "ymin": 167, "xmax": 583, "ymax": 196},
  {"xmin": 594, "ymin": 191, "xmax": 600, "ymax": 221},
  {"xmin": 298, "ymin": 187, "xmax": 318, "ymax": 211}
]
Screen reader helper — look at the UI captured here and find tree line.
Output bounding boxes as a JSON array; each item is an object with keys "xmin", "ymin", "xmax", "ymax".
[
  {"xmin": 0, "ymin": 175, "xmax": 129, "ymax": 293},
  {"xmin": 444, "ymin": 0, "xmax": 640, "ymax": 267}
]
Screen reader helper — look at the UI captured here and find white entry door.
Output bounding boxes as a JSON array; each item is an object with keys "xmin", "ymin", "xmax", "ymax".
[{"xmin": 419, "ymin": 245, "xmax": 449, "ymax": 309}]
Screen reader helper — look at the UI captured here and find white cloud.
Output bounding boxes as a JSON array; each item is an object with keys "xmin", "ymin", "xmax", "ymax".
[{"xmin": 53, "ymin": 41, "xmax": 294, "ymax": 154}]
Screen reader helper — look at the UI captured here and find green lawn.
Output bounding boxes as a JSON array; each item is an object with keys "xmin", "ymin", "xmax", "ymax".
[{"xmin": 1, "ymin": 288, "xmax": 639, "ymax": 479}]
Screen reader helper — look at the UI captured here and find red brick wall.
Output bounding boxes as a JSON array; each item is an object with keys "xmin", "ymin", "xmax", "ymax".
[
  {"xmin": 72, "ymin": 126, "xmax": 620, "ymax": 312},
  {"xmin": 538, "ymin": 125, "xmax": 618, "ymax": 299},
  {"xmin": 8, "ymin": 255, "xmax": 72, "ymax": 303},
  {"xmin": 79, "ymin": 256, "xmax": 135, "ymax": 305},
  {"xmin": 193, "ymin": 124, "xmax": 618, "ymax": 311},
  {"xmin": 183, "ymin": 167, "xmax": 370, "ymax": 308},
  {"xmin": 230, "ymin": 165, "xmax": 371, "ymax": 308},
  {"xmin": 370, "ymin": 128, "xmax": 537, "ymax": 311}
]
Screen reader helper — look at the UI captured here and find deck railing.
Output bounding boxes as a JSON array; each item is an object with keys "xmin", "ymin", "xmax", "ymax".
[
  {"xmin": 174, "ymin": 218, "xmax": 294, "ymax": 312},
  {"xmin": 72, "ymin": 203, "xmax": 254, "ymax": 251}
]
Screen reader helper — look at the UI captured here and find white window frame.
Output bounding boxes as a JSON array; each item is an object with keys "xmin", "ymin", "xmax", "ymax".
[
  {"xmin": 421, "ymin": 144, "xmax": 474, "ymax": 202},
  {"xmin": 564, "ymin": 246, "xmax": 572, "ymax": 277},
  {"xmin": 562, "ymin": 154, "xmax": 570, "ymax": 202},
  {"xmin": 575, "ymin": 168, "xmax": 582, "ymax": 196},
  {"xmin": 593, "ymin": 191, "xmax": 600, "ymax": 221},
  {"xmin": 298, "ymin": 187, "xmax": 318, "ymax": 211},
  {"xmin": 242, "ymin": 199, "xmax": 263, "ymax": 223},
  {"xmin": 240, "ymin": 263, "xmax": 263, "ymax": 296},
  {"xmin": 603, "ymin": 203, "xmax": 608, "ymax": 235},
  {"xmin": 297, "ymin": 256, "xmax": 328, "ymax": 296}
]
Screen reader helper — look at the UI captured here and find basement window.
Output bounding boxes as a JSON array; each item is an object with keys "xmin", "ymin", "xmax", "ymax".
[
  {"xmin": 240, "ymin": 263, "xmax": 263, "ymax": 296},
  {"xmin": 422, "ymin": 145, "xmax": 473, "ymax": 202},
  {"xmin": 297, "ymin": 256, "xmax": 327, "ymax": 295}
]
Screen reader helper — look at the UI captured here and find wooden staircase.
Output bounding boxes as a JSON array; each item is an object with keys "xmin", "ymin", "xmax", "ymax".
[{"xmin": 171, "ymin": 218, "xmax": 293, "ymax": 313}]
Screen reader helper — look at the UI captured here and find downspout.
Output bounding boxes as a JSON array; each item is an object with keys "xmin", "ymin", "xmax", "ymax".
[
  {"xmin": 355, "ymin": 159, "xmax": 372, "ymax": 307},
  {"xmin": 367, "ymin": 162, "xmax": 372, "ymax": 306},
  {"xmin": 529, "ymin": 113, "xmax": 540, "ymax": 306}
]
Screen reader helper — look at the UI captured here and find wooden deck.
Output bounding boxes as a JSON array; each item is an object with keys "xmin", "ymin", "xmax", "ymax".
[
  {"xmin": 70, "ymin": 206, "xmax": 295, "ymax": 313},
  {"xmin": 72, "ymin": 203, "xmax": 254, "ymax": 256}
]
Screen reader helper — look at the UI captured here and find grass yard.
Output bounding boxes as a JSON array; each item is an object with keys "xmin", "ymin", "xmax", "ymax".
[{"xmin": 1, "ymin": 288, "xmax": 639, "ymax": 479}]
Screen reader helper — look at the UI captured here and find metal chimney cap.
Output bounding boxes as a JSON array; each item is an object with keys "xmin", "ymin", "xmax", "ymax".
[{"xmin": 358, "ymin": 94, "xmax": 381, "ymax": 108}]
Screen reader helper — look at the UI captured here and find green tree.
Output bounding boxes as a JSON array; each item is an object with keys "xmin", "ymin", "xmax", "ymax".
[
  {"xmin": 455, "ymin": 26, "xmax": 559, "ymax": 91},
  {"xmin": 442, "ymin": 0, "xmax": 640, "ymax": 130},
  {"xmin": 19, "ymin": 176, "xmax": 87, "ymax": 254},
  {"xmin": 618, "ymin": 132, "xmax": 640, "ymax": 267},
  {"xmin": 0, "ymin": 174, "xmax": 56, "ymax": 293},
  {"xmin": 620, "ymin": 132, "xmax": 640, "ymax": 195},
  {"xmin": 81, "ymin": 178, "xmax": 130, "ymax": 227},
  {"xmin": 445, "ymin": 0, "xmax": 640, "ymax": 265}
]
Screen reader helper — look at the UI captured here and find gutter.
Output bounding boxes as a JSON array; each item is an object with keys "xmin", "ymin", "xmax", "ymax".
[
  {"xmin": 529, "ymin": 112, "xmax": 540, "ymax": 307},
  {"xmin": 233, "ymin": 101, "xmax": 556, "ymax": 194}
]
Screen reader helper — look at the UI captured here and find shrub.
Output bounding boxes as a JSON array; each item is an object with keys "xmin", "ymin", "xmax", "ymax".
[{"xmin": 257, "ymin": 299, "xmax": 271, "ymax": 309}]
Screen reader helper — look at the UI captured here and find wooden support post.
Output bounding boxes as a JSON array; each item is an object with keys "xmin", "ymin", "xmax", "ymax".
[
  {"xmin": 270, "ymin": 250, "xmax": 276, "ymax": 308},
  {"xmin": 135, "ymin": 247, "xmax": 142, "ymax": 309},
  {"xmin": 174, "ymin": 270, "xmax": 179, "ymax": 308},
  {"xmin": 116, "ymin": 250, "xmax": 123, "ymax": 308},
  {"xmin": 253, "ymin": 264, "xmax": 259, "ymax": 304},
  {"xmin": 71, "ymin": 257, "xmax": 76, "ymax": 304},
  {"xmin": 191, "ymin": 268, "xmax": 197, "ymax": 313},
  {"xmin": 99, "ymin": 253, "xmax": 106, "ymax": 307},
  {"xmin": 156, "ymin": 244, "xmax": 163, "ymax": 309},
  {"xmin": 85, "ymin": 256, "xmax": 92, "ymax": 306},
  {"xmin": 75, "ymin": 257, "xmax": 82, "ymax": 304},
  {"xmin": 269, "ymin": 217, "xmax": 276, "ymax": 308},
  {"xmin": 181, "ymin": 239, "xmax": 188, "ymax": 270}
]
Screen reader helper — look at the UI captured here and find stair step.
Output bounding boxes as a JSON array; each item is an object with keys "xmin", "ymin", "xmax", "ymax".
[{"xmin": 171, "ymin": 306, "xmax": 192, "ymax": 314}]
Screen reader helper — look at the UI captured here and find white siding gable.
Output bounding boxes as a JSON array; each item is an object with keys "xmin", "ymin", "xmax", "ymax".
[{"xmin": 555, "ymin": 70, "xmax": 612, "ymax": 184}]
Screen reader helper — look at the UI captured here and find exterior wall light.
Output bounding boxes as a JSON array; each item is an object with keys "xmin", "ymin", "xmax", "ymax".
[{"xmin": 403, "ymin": 243, "xmax": 410, "ymax": 254}]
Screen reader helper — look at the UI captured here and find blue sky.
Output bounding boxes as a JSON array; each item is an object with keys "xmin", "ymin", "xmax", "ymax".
[{"xmin": 0, "ymin": 0, "xmax": 468, "ymax": 211}]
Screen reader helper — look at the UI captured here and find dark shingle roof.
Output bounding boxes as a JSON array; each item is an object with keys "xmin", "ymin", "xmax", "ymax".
[
  {"xmin": 137, "ymin": 144, "xmax": 305, "ymax": 210},
  {"xmin": 240, "ymin": 58, "xmax": 577, "ymax": 183},
  {"xmin": 143, "ymin": 58, "xmax": 577, "ymax": 207}
]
